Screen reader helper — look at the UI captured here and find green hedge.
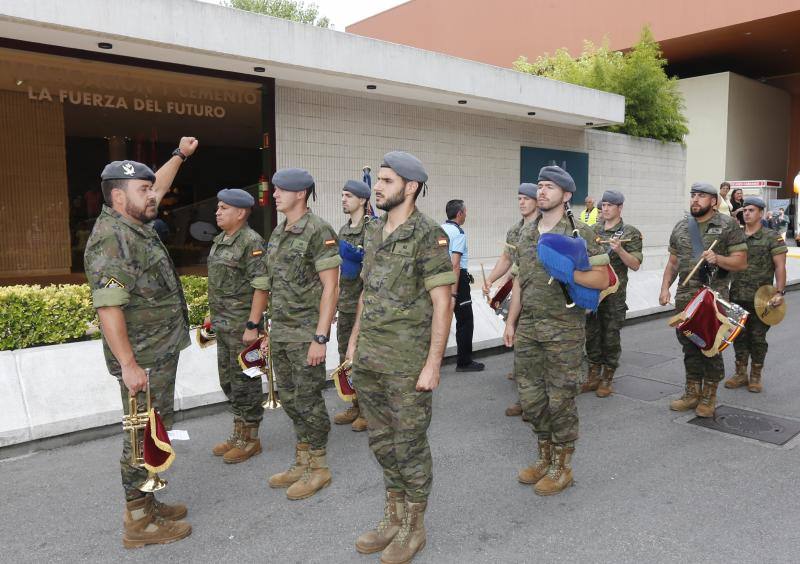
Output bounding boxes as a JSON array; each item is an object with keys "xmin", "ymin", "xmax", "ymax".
[{"xmin": 0, "ymin": 276, "xmax": 209, "ymax": 351}]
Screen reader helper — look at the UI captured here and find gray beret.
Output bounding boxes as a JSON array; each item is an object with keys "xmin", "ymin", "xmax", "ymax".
[
  {"xmin": 101, "ymin": 160, "xmax": 155, "ymax": 182},
  {"xmin": 217, "ymin": 188, "xmax": 254, "ymax": 208},
  {"xmin": 690, "ymin": 182, "xmax": 717, "ymax": 196},
  {"xmin": 518, "ymin": 183, "xmax": 538, "ymax": 199},
  {"xmin": 343, "ymin": 179, "xmax": 371, "ymax": 199},
  {"xmin": 272, "ymin": 168, "xmax": 314, "ymax": 192},
  {"xmin": 538, "ymin": 165, "xmax": 576, "ymax": 193},
  {"xmin": 381, "ymin": 151, "xmax": 428, "ymax": 183},
  {"xmin": 743, "ymin": 196, "xmax": 766, "ymax": 209},
  {"xmin": 601, "ymin": 190, "xmax": 625, "ymax": 205}
]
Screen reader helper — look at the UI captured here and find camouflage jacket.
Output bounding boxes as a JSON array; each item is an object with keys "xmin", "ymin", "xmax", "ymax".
[
  {"xmin": 355, "ymin": 208, "xmax": 457, "ymax": 376},
  {"xmin": 504, "ymin": 219, "xmax": 526, "ymax": 275},
  {"xmin": 668, "ymin": 212, "xmax": 747, "ymax": 308},
  {"xmin": 730, "ymin": 226, "xmax": 787, "ymax": 303},
  {"xmin": 517, "ymin": 215, "xmax": 609, "ymax": 337},
  {"xmin": 338, "ymin": 215, "xmax": 372, "ymax": 314},
  {"xmin": 591, "ymin": 219, "xmax": 644, "ymax": 299},
  {"xmin": 208, "ymin": 225, "xmax": 269, "ymax": 333},
  {"xmin": 84, "ymin": 205, "xmax": 189, "ymax": 368},
  {"xmin": 266, "ymin": 210, "xmax": 342, "ymax": 343}
]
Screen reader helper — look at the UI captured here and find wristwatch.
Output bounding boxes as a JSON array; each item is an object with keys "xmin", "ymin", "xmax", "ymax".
[
  {"xmin": 245, "ymin": 320, "xmax": 260, "ymax": 330},
  {"xmin": 777, "ymin": 289, "xmax": 786, "ymax": 296},
  {"xmin": 313, "ymin": 334, "xmax": 329, "ymax": 345},
  {"xmin": 171, "ymin": 148, "xmax": 188, "ymax": 161}
]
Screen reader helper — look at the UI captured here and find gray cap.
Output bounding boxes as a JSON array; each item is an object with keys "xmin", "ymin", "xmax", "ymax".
[
  {"xmin": 601, "ymin": 190, "xmax": 625, "ymax": 205},
  {"xmin": 518, "ymin": 183, "xmax": 538, "ymax": 199},
  {"xmin": 538, "ymin": 165, "xmax": 576, "ymax": 193},
  {"xmin": 743, "ymin": 196, "xmax": 766, "ymax": 209},
  {"xmin": 690, "ymin": 182, "xmax": 717, "ymax": 196},
  {"xmin": 100, "ymin": 160, "xmax": 155, "ymax": 182},
  {"xmin": 272, "ymin": 168, "xmax": 314, "ymax": 192},
  {"xmin": 381, "ymin": 151, "xmax": 428, "ymax": 183},
  {"xmin": 217, "ymin": 188, "xmax": 255, "ymax": 208},
  {"xmin": 343, "ymin": 179, "xmax": 371, "ymax": 199}
]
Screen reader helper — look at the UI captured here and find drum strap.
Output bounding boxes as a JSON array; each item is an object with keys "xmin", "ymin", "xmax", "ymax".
[{"xmin": 687, "ymin": 217, "xmax": 704, "ymax": 262}]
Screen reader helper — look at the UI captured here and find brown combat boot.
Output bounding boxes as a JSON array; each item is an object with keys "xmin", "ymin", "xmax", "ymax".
[
  {"xmin": 223, "ymin": 422, "xmax": 262, "ymax": 464},
  {"xmin": 724, "ymin": 360, "xmax": 749, "ymax": 389},
  {"xmin": 748, "ymin": 364, "xmax": 764, "ymax": 393},
  {"xmin": 286, "ymin": 448, "xmax": 332, "ymax": 500},
  {"xmin": 518, "ymin": 439, "xmax": 552, "ymax": 485},
  {"xmin": 212, "ymin": 418, "xmax": 243, "ymax": 456},
  {"xmin": 352, "ymin": 416, "xmax": 368, "ymax": 432},
  {"xmin": 534, "ymin": 444, "xmax": 575, "ymax": 496},
  {"xmin": 670, "ymin": 380, "xmax": 702, "ymax": 411},
  {"xmin": 580, "ymin": 364, "xmax": 602, "ymax": 393},
  {"xmin": 268, "ymin": 443, "xmax": 310, "ymax": 488},
  {"xmin": 596, "ymin": 366, "xmax": 615, "ymax": 398},
  {"xmin": 123, "ymin": 494, "xmax": 188, "ymax": 524},
  {"xmin": 380, "ymin": 500, "xmax": 427, "ymax": 564},
  {"xmin": 355, "ymin": 491, "xmax": 405, "ymax": 554},
  {"xmin": 334, "ymin": 404, "xmax": 360, "ymax": 425},
  {"xmin": 695, "ymin": 380, "xmax": 719, "ymax": 418},
  {"xmin": 505, "ymin": 401, "xmax": 522, "ymax": 417},
  {"xmin": 122, "ymin": 496, "xmax": 192, "ymax": 549}
]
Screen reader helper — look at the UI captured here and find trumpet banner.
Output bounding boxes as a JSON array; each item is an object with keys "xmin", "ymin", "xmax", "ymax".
[{"xmin": 143, "ymin": 408, "xmax": 175, "ymax": 473}]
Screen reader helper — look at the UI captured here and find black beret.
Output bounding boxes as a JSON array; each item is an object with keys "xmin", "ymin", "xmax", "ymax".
[
  {"xmin": 538, "ymin": 165, "xmax": 576, "ymax": 193},
  {"xmin": 343, "ymin": 179, "xmax": 371, "ymax": 199},
  {"xmin": 100, "ymin": 160, "xmax": 155, "ymax": 182},
  {"xmin": 217, "ymin": 188, "xmax": 255, "ymax": 208},
  {"xmin": 272, "ymin": 168, "xmax": 314, "ymax": 191}
]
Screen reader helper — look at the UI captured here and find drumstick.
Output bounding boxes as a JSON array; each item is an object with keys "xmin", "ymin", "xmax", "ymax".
[
  {"xmin": 480, "ymin": 263, "xmax": 491, "ymax": 303},
  {"xmin": 681, "ymin": 240, "xmax": 718, "ymax": 287}
]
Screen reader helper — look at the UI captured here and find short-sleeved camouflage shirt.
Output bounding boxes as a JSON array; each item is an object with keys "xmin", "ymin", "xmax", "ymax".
[
  {"xmin": 516, "ymin": 216, "xmax": 609, "ymax": 337},
  {"xmin": 208, "ymin": 225, "xmax": 269, "ymax": 333},
  {"xmin": 730, "ymin": 226, "xmax": 788, "ymax": 303},
  {"xmin": 267, "ymin": 210, "xmax": 342, "ymax": 343},
  {"xmin": 338, "ymin": 215, "xmax": 372, "ymax": 314},
  {"xmin": 504, "ymin": 219, "xmax": 526, "ymax": 275},
  {"xmin": 592, "ymin": 219, "xmax": 644, "ymax": 298},
  {"xmin": 84, "ymin": 205, "xmax": 190, "ymax": 368},
  {"xmin": 668, "ymin": 212, "xmax": 747, "ymax": 308},
  {"xmin": 355, "ymin": 208, "xmax": 457, "ymax": 376}
]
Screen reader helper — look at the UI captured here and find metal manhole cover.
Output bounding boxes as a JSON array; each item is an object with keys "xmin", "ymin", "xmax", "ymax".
[
  {"xmin": 688, "ymin": 406, "xmax": 800, "ymax": 446},
  {"xmin": 618, "ymin": 351, "xmax": 676, "ymax": 369},
  {"xmin": 612, "ymin": 375, "xmax": 682, "ymax": 401}
]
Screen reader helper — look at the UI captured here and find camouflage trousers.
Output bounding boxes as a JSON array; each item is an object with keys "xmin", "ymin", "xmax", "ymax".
[
  {"xmin": 352, "ymin": 366, "xmax": 433, "ymax": 502},
  {"xmin": 216, "ymin": 330, "xmax": 264, "ymax": 423},
  {"xmin": 514, "ymin": 329, "xmax": 581, "ymax": 445},
  {"xmin": 676, "ymin": 330, "xmax": 724, "ymax": 382},
  {"xmin": 271, "ymin": 341, "xmax": 330, "ymax": 449},
  {"xmin": 336, "ymin": 311, "xmax": 359, "ymax": 407},
  {"xmin": 585, "ymin": 292, "xmax": 627, "ymax": 368},
  {"xmin": 732, "ymin": 300, "xmax": 770, "ymax": 364},
  {"xmin": 114, "ymin": 353, "xmax": 179, "ymax": 502}
]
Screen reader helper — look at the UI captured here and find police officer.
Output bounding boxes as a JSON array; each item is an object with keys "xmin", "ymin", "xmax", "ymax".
[
  {"xmin": 503, "ymin": 166, "xmax": 610, "ymax": 496},
  {"xmin": 659, "ymin": 182, "xmax": 747, "ymax": 417},
  {"xmin": 208, "ymin": 188, "xmax": 269, "ymax": 464},
  {"xmin": 724, "ymin": 196, "xmax": 787, "ymax": 392},
  {"xmin": 84, "ymin": 137, "xmax": 197, "ymax": 548},
  {"xmin": 264, "ymin": 168, "xmax": 342, "ymax": 501},
  {"xmin": 583, "ymin": 190, "xmax": 643, "ymax": 397},
  {"xmin": 346, "ymin": 151, "xmax": 456, "ymax": 563}
]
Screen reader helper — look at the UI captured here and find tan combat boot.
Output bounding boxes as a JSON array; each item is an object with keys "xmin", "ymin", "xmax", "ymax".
[
  {"xmin": 748, "ymin": 364, "xmax": 764, "ymax": 393},
  {"xmin": 534, "ymin": 444, "xmax": 575, "ymax": 496},
  {"xmin": 286, "ymin": 448, "xmax": 332, "ymax": 500},
  {"xmin": 505, "ymin": 401, "xmax": 522, "ymax": 417},
  {"xmin": 580, "ymin": 364, "xmax": 602, "ymax": 393},
  {"xmin": 223, "ymin": 422, "xmax": 262, "ymax": 464},
  {"xmin": 334, "ymin": 404, "xmax": 360, "ymax": 425},
  {"xmin": 124, "ymin": 494, "xmax": 188, "ymax": 525},
  {"xmin": 355, "ymin": 491, "xmax": 405, "ymax": 554},
  {"xmin": 268, "ymin": 443, "xmax": 310, "ymax": 488},
  {"xmin": 669, "ymin": 380, "xmax": 702, "ymax": 411},
  {"xmin": 695, "ymin": 380, "xmax": 719, "ymax": 418},
  {"xmin": 352, "ymin": 416, "xmax": 368, "ymax": 432},
  {"xmin": 518, "ymin": 439, "xmax": 552, "ymax": 485},
  {"xmin": 380, "ymin": 500, "xmax": 427, "ymax": 564},
  {"xmin": 596, "ymin": 367, "xmax": 615, "ymax": 398},
  {"xmin": 724, "ymin": 360, "xmax": 749, "ymax": 389},
  {"xmin": 212, "ymin": 418, "xmax": 243, "ymax": 456},
  {"xmin": 122, "ymin": 496, "xmax": 192, "ymax": 549}
]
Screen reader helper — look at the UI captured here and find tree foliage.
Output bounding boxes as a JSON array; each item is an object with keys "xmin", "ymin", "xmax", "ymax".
[
  {"xmin": 224, "ymin": 0, "xmax": 330, "ymax": 28},
  {"xmin": 514, "ymin": 27, "xmax": 688, "ymax": 143}
]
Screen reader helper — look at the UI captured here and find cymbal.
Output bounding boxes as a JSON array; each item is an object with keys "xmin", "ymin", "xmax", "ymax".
[{"xmin": 754, "ymin": 285, "xmax": 786, "ymax": 326}]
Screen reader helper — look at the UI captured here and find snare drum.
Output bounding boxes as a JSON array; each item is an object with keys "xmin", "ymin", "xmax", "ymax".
[{"xmin": 668, "ymin": 287, "xmax": 748, "ymax": 357}]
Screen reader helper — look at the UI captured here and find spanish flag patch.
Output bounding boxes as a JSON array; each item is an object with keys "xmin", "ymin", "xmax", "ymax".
[
  {"xmin": 437, "ymin": 237, "xmax": 448, "ymax": 247},
  {"xmin": 324, "ymin": 239, "xmax": 336, "ymax": 247},
  {"xmin": 251, "ymin": 249, "xmax": 264, "ymax": 257}
]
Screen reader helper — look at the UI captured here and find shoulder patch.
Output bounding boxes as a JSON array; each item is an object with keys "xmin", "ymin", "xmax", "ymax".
[
  {"xmin": 437, "ymin": 237, "xmax": 448, "ymax": 247},
  {"xmin": 324, "ymin": 239, "xmax": 336, "ymax": 247},
  {"xmin": 251, "ymin": 249, "xmax": 264, "ymax": 257},
  {"xmin": 104, "ymin": 276, "xmax": 125, "ymax": 289}
]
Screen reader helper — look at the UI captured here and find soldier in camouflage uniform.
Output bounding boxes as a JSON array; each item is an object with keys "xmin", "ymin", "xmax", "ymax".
[
  {"xmin": 659, "ymin": 182, "xmax": 747, "ymax": 417},
  {"xmin": 208, "ymin": 188, "xmax": 269, "ymax": 464},
  {"xmin": 583, "ymin": 190, "xmax": 643, "ymax": 397},
  {"xmin": 264, "ymin": 168, "xmax": 342, "ymax": 501},
  {"xmin": 346, "ymin": 151, "xmax": 455, "ymax": 564},
  {"xmin": 504, "ymin": 166, "xmax": 610, "ymax": 496},
  {"xmin": 333, "ymin": 179, "xmax": 372, "ymax": 432},
  {"xmin": 724, "ymin": 196, "xmax": 787, "ymax": 393},
  {"xmin": 83, "ymin": 137, "xmax": 197, "ymax": 548}
]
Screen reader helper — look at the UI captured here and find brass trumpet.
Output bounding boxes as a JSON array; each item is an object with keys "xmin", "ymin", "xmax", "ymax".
[
  {"xmin": 261, "ymin": 336, "xmax": 281, "ymax": 410},
  {"xmin": 121, "ymin": 369, "xmax": 167, "ymax": 493}
]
